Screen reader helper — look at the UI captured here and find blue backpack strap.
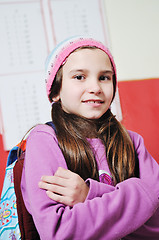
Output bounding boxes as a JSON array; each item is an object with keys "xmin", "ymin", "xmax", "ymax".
[
  {"xmin": 45, "ymin": 121, "xmax": 56, "ymax": 133},
  {"xmin": 6, "ymin": 146, "xmax": 19, "ymax": 167}
]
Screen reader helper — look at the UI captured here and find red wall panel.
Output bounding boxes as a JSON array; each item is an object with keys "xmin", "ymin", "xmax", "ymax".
[
  {"xmin": 118, "ymin": 78, "xmax": 159, "ymax": 163},
  {"xmin": 0, "ymin": 135, "xmax": 8, "ymax": 194}
]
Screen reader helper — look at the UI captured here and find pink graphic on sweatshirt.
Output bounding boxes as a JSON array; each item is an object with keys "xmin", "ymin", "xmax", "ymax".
[{"xmin": 99, "ymin": 170, "xmax": 114, "ymax": 186}]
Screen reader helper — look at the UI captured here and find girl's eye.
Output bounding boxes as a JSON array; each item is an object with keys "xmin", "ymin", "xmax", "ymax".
[
  {"xmin": 74, "ymin": 75, "xmax": 84, "ymax": 80},
  {"xmin": 99, "ymin": 75, "xmax": 111, "ymax": 81}
]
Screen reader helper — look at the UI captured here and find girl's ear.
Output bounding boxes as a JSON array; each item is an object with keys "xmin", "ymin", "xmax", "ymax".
[{"xmin": 52, "ymin": 95, "xmax": 60, "ymax": 102}]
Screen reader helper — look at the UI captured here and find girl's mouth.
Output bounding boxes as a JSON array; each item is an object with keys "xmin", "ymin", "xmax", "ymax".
[
  {"xmin": 82, "ymin": 100, "xmax": 104, "ymax": 104},
  {"xmin": 82, "ymin": 100, "xmax": 104, "ymax": 107}
]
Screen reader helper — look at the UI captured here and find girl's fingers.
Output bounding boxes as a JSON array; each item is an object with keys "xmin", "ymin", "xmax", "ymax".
[
  {"xmin": 40, "ymin": 174, "xmax": 68, "ymax": 188},
  {"xmin": 40, "ymin": 182, "xmax": 72, "ymax": 197},
  {"xmin": 46, "ymin": 191, "xmax": 77, "ymax": 207},
  {"xmin": 40, "ymin": 167, "xmax": 73, "ymax": 184},
  {"xmin": 54, "ymin": 167, "xmax": 76, "ymax": 178},
  {"xmin": 55, "ymin": 167, "xmax": 85, "ymax": 189},
  {"xmin": 40, "ymin": 167, "xmax": 82, "ymax": 189},
  {"xmin": 39, "ymin": 167, "xmax": 89, "ymax": 206}
]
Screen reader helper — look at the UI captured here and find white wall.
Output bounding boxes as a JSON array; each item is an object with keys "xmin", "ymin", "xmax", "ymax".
[{"xmin": 105, "ymin": 0, "xmax": 159, "ymax": 81}]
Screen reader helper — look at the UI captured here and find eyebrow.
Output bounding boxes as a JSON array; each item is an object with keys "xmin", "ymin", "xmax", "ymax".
[
  {"xmin": 69, "ymin": 69, "xmax": 114, "ymax": 75},
  {"xmin": 69, "ymin": 69, "xmax": 88, "ymax": 74},
  {"xmin": 99, "ymin": 70, "xmax": 114, "ymax": 75}
]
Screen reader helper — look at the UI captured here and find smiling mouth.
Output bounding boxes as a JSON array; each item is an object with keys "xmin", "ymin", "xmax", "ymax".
[{"xmin": 82, "ymin": 100, "xmax": 104, "ymax": 104}]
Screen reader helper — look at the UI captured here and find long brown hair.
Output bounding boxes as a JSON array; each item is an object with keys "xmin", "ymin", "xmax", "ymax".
[{"xmin": 49, "ymin": 47, "xmax": 139, "ymax": 185}]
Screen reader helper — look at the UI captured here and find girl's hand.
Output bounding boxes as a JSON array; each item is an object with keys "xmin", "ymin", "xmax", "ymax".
[{"xmin": 38, "ymin": 167, "xmax": 89, "ymax": 207}]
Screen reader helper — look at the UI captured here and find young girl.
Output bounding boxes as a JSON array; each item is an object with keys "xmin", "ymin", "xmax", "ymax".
[{"xmin": 21, "ymin": 37, "xmax": 159, "ymax": 239}]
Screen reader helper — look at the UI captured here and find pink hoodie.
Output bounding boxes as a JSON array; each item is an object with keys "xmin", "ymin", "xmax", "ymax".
[{"xmin": 21, "ymin": 124, "xmax": 159, "ymax": 240}]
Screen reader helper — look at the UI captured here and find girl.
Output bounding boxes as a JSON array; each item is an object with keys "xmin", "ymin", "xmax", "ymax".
[{"xmin": 21, "ymin": 37, "xmax": 159, "ymax": 239}]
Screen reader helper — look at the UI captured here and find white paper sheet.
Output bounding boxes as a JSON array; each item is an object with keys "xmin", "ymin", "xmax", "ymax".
[
  {"xmin": 0, "ymin": 72, "xmax": 51, "ymax": 149},
  {"xmin": 48, "ymin": 0, "xmax": 109, "ymax": 46},
  {"xmin": 0, "ymin": 1, "xmax": 49, "ymax": 75}
]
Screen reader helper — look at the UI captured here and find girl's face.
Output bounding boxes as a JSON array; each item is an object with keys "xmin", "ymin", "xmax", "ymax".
[{"xmin": 53, "ymin": 48, "xmax": 114, "ymax": 119}]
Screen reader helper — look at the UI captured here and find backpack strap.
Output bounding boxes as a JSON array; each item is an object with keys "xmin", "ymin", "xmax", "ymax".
[
  {"xmin": 7, "ymin": 146, "xmax": 19, "ymax": 167},
  {"xmin": 7, "ymin": 140, "xmax": 26, "ymax": 167},
  {"xmin": 14, "ymin": 157, "xmax": 40, "ymax": 240},
  {"xmin": 45, "ymin": 121, "xmax": 56, "ymax": 132}
]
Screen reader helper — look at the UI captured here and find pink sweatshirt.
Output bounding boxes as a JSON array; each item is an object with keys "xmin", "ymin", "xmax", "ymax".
[{"xmin": 21, "ymin": 124, "xmax": 159, "ymax": 240}]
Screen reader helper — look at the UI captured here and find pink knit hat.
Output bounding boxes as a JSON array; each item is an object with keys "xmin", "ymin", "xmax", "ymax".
[{"xmin": 45, "ymin": 36, "xmax": 117, "ymax": 101}]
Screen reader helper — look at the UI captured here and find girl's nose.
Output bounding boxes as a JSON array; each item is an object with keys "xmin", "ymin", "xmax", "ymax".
[{"xmin": 88, "ymin": 80, "xmax": 102, "ymax": 94}]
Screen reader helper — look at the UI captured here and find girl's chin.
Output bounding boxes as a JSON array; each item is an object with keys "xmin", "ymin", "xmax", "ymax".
[{"xmin": 79, "ymin": 113, "xmax": 105, "ymax": 120}]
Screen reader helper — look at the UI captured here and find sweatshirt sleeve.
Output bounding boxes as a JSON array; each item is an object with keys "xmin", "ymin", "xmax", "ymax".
[
  {"xmin": 21, "ymin": 126, "xmax": 159, "ymax": 240},
  {"xmin": 86, "ymin": 130, "xmax": 159, "ymax": 239}
]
